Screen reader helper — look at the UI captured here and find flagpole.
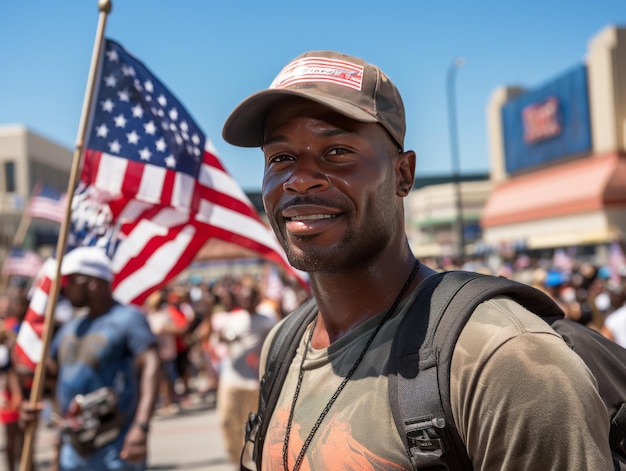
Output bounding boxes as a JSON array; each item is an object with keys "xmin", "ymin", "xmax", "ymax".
[{"xmin": 19, "ymin": 1, "xmax": 112, "ymax": 469}]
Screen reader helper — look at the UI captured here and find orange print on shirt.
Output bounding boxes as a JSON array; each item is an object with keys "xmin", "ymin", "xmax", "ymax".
[{"xmin": 264, "ymin": 404, "xmax": 405, "ymax": 470}]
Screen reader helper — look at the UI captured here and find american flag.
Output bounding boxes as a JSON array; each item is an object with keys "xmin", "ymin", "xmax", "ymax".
[
  {"xmin": 13, "ymin": 259, "xmax": 74, "ymax": 370},
  {"xmin": 14, "ymin": 38, "xmax": 302, "ymax": 373},
  {"xmin": 1, "ymin": 247, "xmax": 43, "ymax": 278},
  {"xmin": 13, "ymin": 258, "xmax": 54, "ymax": 370},
  {"xmin": 27, "ymin": 182, "xmax": 66, "ymax": 224},
  {"xmin": 71, "ymin": 38, "xmax": 298, "ymax": 306}
]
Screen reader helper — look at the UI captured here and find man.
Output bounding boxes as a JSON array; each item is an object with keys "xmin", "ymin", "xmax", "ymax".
[
  {"xmin": 222, "ymin": 51, "xmax": 613, "ymax": 469},
  {"xmin": 25, "ymin": 246, "xmax": 160, "ymax": 471},
  {"xmin": 215, "ymin": 282, "xmax": 276, "ymax": 464}
]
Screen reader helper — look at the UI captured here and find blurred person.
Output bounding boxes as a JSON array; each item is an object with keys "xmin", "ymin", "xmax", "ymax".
[
  {"xmin": 20, "ymin": 246, "xmax": 160, "ymax": 471},
  {"xmin": 2, "ymin": 291, "xmax": 35, "ymax": 471},
  {"xmin": 0, "ymin": 353, "xmax": 24, "ymax": 471},
  {"xmin": 144, "ymin": 291, "xmax": 180, "ymax": 416},
  {"xmin": 188, "ymin": 289, "xmax": 220, "ymax": 399},
  {"xmin": 216, "ymin": 284, "xmax": 276, "ymax": 465},
  {"xmin": 208, "ymin": 280, "xmax": 240, "ymax": 387},
  {"xmin": 0, "ymin": 294, "xmax": 26, "ymax": 471},
  {"xmin": 165, "ymin": 287, "xmax": 194, "ymax": 399},
  {"xmin": 605, "ymin": 281, "xmax": 626, "ymax": 347}
]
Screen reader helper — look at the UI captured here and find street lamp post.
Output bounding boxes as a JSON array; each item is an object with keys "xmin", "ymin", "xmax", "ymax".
[{"xmin": 446, "ymin": 57, "xmax": 465, "ymax": 261}]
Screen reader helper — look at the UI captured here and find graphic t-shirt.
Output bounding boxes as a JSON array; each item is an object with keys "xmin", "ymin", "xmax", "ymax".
[
  {"xmin": 50, "ymin": 303, "xmax": 156, "ymax": 470},
  {"xmin": 261, "ymin": 289, "xmax": 613, "ymax": 470}
]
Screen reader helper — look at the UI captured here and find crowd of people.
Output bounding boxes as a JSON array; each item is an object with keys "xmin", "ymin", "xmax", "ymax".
[
  {"xmin": 0, "ymin": 247, "xmax": 623, "ymax": 469},
  {"xmin": 0, "ymin": 252, "xmax": 311, "ymax": 470}
]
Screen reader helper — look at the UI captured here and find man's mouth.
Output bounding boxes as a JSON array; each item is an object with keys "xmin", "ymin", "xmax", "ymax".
[{"xmin": 286, "ymin": 214, "xmax": 337, "ymax": 222}]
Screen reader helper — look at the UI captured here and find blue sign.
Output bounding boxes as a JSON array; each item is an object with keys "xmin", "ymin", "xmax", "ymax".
[{"xmin": 501, "ymin": 64, "xmax": 592, "ymax": 174}]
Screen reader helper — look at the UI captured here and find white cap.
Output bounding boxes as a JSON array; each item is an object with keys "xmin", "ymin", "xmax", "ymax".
[{"xmin": 60, "ymin": 246, "xmax": 114, "ymax": 282}]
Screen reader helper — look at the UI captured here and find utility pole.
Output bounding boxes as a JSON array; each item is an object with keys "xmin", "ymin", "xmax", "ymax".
[{"xmin": 446, "ymin": 57, "xmax": 465, "ymax": 261}]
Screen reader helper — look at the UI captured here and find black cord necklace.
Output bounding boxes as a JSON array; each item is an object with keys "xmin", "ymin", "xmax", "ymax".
[{"xmin": 282, "ymin": 259, "xmax": 421, "ymax": 471}]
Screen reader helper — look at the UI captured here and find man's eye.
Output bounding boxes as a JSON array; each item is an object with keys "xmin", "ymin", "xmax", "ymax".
[
  {"xmin": 327, "ymin": 147, "xmax": 350, "ymax": 156},
  {"xmin": 267, "ymin": 154, "xmax": 293, "ymax": 164}
]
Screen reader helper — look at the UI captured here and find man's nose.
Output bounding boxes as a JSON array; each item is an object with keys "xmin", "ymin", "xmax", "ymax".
[{"xmin": 282, "ymin": 159, "xmax": 329, "ymax": 194}]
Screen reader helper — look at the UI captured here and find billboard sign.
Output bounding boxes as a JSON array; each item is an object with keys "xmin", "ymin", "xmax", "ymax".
[{"xmin": 501, "ymin": 65, "xmax": 592, "ymax": 174}]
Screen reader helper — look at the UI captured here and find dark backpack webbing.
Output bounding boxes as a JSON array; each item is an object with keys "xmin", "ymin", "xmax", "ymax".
[
  {"xmin": 391, "ymin": 271, "xmax": 626, "ymax": 470},
  {"xmin": 390, "ymin": 272, "xmax": 566, "ymax": 469},
  {"xmin": 249, "ymin": 271, "xmax": 626, "ymax": 471},
  {"xmin": 249, "ymin": 297, "xmax": 317, "ymax": 469}
]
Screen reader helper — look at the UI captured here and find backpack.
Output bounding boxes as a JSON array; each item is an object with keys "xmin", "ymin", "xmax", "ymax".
[{"xmin": 242, "ymin": 271, "xmax": 626, "ymax": 470}]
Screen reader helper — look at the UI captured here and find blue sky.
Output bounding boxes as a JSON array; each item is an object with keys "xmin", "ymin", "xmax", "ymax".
[{"xmin": 1, "ymin": 1, "xmax": 625, "ymax": 191}]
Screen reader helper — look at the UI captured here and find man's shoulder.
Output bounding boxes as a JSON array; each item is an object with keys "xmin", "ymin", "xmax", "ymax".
[{"xmin": 106, "ymin": 302, "xmax": 146, "ymax": 319}]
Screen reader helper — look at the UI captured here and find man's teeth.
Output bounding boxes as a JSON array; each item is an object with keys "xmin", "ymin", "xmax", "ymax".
[{"xmin": 290, "ymin": 214, "xmax": 336, "ymax": 221}]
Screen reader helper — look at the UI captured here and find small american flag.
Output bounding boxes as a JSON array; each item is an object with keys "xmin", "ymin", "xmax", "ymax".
[
  {"xmin": 1, "ymin": 247, "xmax": 43, "ymax": 278},
  {"xmin": 13, "ymin": 258, "xmax": 54, "ymax": 370},
  {"xmin": 27, "ymin": 182, "xmax": 66, "ymax": 224}
]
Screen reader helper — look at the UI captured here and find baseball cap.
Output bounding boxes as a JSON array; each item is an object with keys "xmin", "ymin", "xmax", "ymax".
[
  {"xmin": 222, "ymin": 50, "xmax": 406, "ymax": 149},
  {"xmin": 60, "ymin": 246, "xmax": 114, "ymax": 282}
]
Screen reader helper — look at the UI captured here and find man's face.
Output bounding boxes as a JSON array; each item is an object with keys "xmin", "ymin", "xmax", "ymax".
[
  {"xmin": 62, "ymin": 274, "xmax": 91, "ymax": 308},
  {"xmin": 261, "ymin": 98, "xmax": 410, "ymax": 273}
]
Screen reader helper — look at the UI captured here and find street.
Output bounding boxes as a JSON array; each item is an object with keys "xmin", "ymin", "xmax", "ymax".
[{"xmin": 0, "ymin": 394, "xmax": 236, "ymax": 471}]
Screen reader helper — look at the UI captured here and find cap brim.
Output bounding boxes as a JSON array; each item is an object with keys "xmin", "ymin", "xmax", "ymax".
[{"xmin": 222, "ymin": 89, "xmax": 377, "ymax": 148}]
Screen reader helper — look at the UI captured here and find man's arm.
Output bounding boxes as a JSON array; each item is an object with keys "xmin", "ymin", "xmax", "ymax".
[
  {"xmin": 119, "ymin": 346, "xmax": 160, "ymax": 463},
  {"xmin": 452, "ymin": 298, "xmax": 614, "ymax": 470}
]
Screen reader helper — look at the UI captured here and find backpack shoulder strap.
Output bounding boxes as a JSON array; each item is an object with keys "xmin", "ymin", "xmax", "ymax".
[
  {"xmin": 252, "ymin": 297, "xmax": 318, "ymax": 469},
  {"xmin": 389, "ymin": 271, "xmax": 564, "ymax": 470}
]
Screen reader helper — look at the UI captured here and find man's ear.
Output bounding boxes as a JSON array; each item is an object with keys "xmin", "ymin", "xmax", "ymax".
[{"xmin": 396, "ymin": 150, "xmax": 416, "ymax": 197}]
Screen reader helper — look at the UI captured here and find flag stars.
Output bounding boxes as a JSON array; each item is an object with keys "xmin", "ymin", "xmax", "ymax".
[
  {"xmin": 144, "ymin": 80, "xmax": 154, "ymax": 93},
  {"xmin": 101, "ymin": 99, "xmax": 115, "ymax": 113},
  {"xmin": 139, "ymin": 147, "xmax": 152, "ymax": 161},
  {"xmin": 180, "ymin": 121, "xmax": 189, "ymax": 133},
  {"xmin": 126, "ymin": 130, "xmax": 140, "ymax": 145},
  {"xmin": 121, "ymin": 64, "xmax": 135, "ymax": 77},
  {"xmin": 108, "ymin": 140, "xmax": 122, "ymax": 154},
  {"xmin": 131, "ymin": 105, "xmax": 143, "ymax": 118},
  {"xmin": 144, "ymin": 121, "xmax": 157, "ymax": 135},
  {"xmin": 191, "ymin": 134, "xmax": 200, "ymax": 145},
  {"xmin": 104, "ymin": 74, "xmax": 117, "ymax": 87},
  {"xmin": 96, "ymin": 124, "xmax": 109, "ymax": 138},
  {"xmin": 155, "ymin": 138, "xmax": 167, "ymax": 152},
  {"xmin": 157, "ymin": 94, "xmax": 167, "ymax": 107},
  {"xmin": 106, "ymin": 48, "xmax": 119, "ymax": 62},
  {"xmin": 169, "ymin": 108, "xmax": 178, "ymax": 121},
  {"xmin": 114, "ymin": 114, "xmax": 127, "ymax": 128},
  {"xmin": 165, "ymin": 155, "xmax": 177, "ymax": 168},
  {"xmin": 118, "ymin": 89, "xmax": 130, "ymax": 102}
]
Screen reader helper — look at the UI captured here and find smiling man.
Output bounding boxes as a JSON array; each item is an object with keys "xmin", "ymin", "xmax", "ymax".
[{"xmin": 222, "ymin": 51, "xmax": 613, "ymax": 470}]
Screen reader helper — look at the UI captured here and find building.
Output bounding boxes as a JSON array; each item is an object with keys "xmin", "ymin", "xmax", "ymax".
[
  {"xmin": 405, "ymin": 174, "xmax": 492, "ymax": 259},
  {"xmin": 482, "ymin": 25, "xmax": 626, "ymax": 264},
  {"xmin": 0, "ymin": 125, "xmax": 72, "ymax": 257}
]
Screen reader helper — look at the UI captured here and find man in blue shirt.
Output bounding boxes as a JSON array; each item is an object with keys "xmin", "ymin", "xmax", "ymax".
[{"xmin": 39, "ymin": 246, "xmax": 159, "ymax": 471}]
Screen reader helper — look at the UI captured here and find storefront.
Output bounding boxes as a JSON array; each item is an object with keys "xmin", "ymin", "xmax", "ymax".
[{"xmin": 481, "ymin": 26, "xmax": 626, "ymax": 262}]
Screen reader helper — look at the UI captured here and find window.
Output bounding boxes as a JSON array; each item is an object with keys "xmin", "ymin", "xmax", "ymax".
[{"xmin": 4, "ymin": 161, "xmax": 16, "ymax": 192}]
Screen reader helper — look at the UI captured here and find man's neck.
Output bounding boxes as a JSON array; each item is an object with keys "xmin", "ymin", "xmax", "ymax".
[
  {"xmin": 87, "ymin": 297, "xmax": 117, "ymax": 319},
  {"xmin": 308, "ymin": 258, "xmax": 434, "ymax": 348}
]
